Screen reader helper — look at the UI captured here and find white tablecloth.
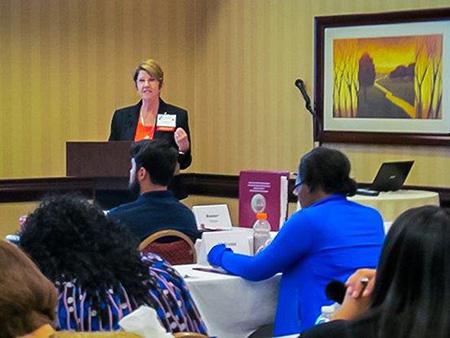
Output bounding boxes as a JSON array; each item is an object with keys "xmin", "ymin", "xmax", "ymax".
[
  {"xmin": 349, "ymin": 189, "xmax": 439, "ymax": 222},
  {"xmin": 174, "ymin": 264, "xmax": 280, "ymax": 338}
]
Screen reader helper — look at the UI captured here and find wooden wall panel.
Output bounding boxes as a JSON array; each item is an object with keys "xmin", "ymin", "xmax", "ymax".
[
  {"xmin": 193, "ymin": 0, "xmax": 450, "ymax": 188},
  {"xmin": 0, "ymin": 0, "xmax": 201, "ymax": 178},
  {"xmin": 0, "ymin": 0, "xmax": 449, "ymax": 187}
]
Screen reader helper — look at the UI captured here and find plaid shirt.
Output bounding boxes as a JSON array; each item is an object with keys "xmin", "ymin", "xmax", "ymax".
[{"xmin": 55, "ymin": 252, "xmax": 207, "ymax": 334}]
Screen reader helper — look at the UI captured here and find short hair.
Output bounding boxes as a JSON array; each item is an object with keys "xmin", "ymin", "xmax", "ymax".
[
  {"xmin": 298, "ymin": 147, "xmax": 357, "ymax": 196},
  {"xmin": 366, "ymin": 206, "xmax": 450, "ymax": 337},
  {"xmin": 0, "ymin": 240, "xmax": 57, "ymax": 337},
  {"xmin": 131, "ymin": 139, "xmax": 178, "ymax": 186},
  {"xmin": 133, "ymin": 59, "xmax": 164, "ymax": 87}
]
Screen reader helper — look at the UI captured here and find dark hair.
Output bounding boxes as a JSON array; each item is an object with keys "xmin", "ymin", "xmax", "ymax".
[
  {"xmin": 367, "ymin": 205, "xmax": 450, "ymax": 337},
  {"xmin": 19, "ymin": 194, "xmax": 152, "ymax": 316},
  {"xmin": 132, "ymin": 139, "xmax": 178, "ymax": 186},
  {"xmin": 298, "ymin": 147, "xmax": 357, "ymax": 196},
  {"xmin": 0, "ymin": 240, "xmax": 57, "ymax": 337}
]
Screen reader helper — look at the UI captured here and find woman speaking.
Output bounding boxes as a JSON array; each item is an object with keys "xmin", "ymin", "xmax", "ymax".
[{"xmin": 109, "ymin": 59, "xmax": 191, "ymax": 170}]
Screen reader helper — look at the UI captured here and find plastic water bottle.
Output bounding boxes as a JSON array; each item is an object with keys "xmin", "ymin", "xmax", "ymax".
[
  {"xmin": 315, "ymin": 304, "xmax": 339, "ymax": 324},
  {"xmin": 253, "ymin": 212, "xmax": 271, "ymax": 254}
]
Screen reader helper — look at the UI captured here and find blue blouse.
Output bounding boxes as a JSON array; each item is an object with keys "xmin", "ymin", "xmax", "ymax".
[{"xmin": 216, "ymin": 194, "xmax": 385, "ymax": 336}]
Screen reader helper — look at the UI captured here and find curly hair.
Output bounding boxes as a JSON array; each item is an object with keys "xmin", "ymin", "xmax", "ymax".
[{"xmin": 19, "ymin": 194, "xmax": 152, "ymax": 314}]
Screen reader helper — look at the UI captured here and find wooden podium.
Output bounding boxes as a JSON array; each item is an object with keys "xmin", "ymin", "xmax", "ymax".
[
  {"xmin": 67, "ymin": 141, "xmax": 132, "ymax": 178},
  {"xmin": 66, "ymin": 141, "xmax": 134, "ymax": 208}
]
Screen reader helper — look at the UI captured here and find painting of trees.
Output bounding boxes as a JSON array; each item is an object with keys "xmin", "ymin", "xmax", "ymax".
[
  {"xmin": 414, "ymin": 35, "xmax": 442, "ymax": 119},
  {"xmin": 333, "ymin": 39, "xmax": 359, "ymax": 117},
  {"xmin": 333, "ymin": 34, "xmax": 442, "ymax": 120},
  {"xmin": 358, "ymin": 53, "xmax": 376, "ymax": 100}
]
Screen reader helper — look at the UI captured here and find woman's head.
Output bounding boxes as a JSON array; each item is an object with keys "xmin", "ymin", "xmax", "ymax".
[
  {"xmin": 295, "ymin": 147, "xmax": 356, "ymax": 207},
  {"xmin": 370, "ymin": 205, "xmax": 450, "ymax": 336},
  {"xmin": 133, "ymin": 59, "xmax": 164, "ymax": 102},
  {"xmin": 0, "ymin": 240, "xmax": 56, "ymax": 337},
  {"xmin": 20, "ymin": 194, "xmax": 150, "ymax": 305},
  {"xmin": 133, "ymin": 59, "xmax": 164, "ymax": 87}
]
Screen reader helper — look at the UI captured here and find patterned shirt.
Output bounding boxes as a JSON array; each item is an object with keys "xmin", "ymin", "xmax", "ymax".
[{"xmin": 55, "ymin": 252, "xmax": 207, "ymax": 334}]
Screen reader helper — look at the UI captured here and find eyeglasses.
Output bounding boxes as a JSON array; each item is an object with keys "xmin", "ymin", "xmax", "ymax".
[{"xmin": 292, "ymin": 180, "xmax": 303, "ymax": 197}]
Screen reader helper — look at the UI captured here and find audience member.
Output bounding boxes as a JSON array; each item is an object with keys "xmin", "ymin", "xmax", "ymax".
[
  {"xmin": 301, "ymin": 205, "xmax": 450, "ymax": 338},
  {"xmin": 207, "ymin": 147, "xmax": 385, "ymax": 336},
  {"xmin": 107, "ymin": 139, "xmax": 200, "ymax": 243},
  {"xmin": 0, "ymin": 240, "xmax": 57, "ymax": 338},
  {"xmin": 20, "ymin": 194, "xmax": 207, "ymax": 334}
]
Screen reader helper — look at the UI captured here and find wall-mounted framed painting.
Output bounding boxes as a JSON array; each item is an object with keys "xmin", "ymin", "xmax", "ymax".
[{"xmin": 314, "ymin": 8, "xmax": 450, "ymax": 145}]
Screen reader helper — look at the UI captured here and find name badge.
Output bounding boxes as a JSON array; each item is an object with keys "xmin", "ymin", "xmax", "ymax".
[{"xmin": 156, "ymin": 113, "xmax": 176, "ymax": 132}]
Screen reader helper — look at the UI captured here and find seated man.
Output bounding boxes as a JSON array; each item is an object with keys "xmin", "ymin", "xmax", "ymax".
[{"xmin": 107, "ymin": 139, "xmax": 200, "ymax": 243}]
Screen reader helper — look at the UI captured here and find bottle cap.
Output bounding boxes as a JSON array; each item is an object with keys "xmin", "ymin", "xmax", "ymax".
[{"xmin": 256, "ymin": 212, "xmax": 267, "ymax": 220}]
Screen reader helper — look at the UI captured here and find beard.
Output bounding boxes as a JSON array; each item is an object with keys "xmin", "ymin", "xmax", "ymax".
[{"xmin": 128, "ymin": 177, "xmax": 141, "ymax": 200}]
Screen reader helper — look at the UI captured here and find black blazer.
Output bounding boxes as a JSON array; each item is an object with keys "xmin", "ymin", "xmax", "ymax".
[{"xmin": 109, "ymin": 99, "xmax": 192, "ymax": 169}]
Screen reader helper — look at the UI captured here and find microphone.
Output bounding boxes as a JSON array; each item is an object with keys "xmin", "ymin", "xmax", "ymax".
[
  {"xmin": 294, "ymin": 79, "xmax": 311, "ymax": 110},
  {"xmin": 325, "ymin": 280, "xmax": 346, "ymax": 304}
]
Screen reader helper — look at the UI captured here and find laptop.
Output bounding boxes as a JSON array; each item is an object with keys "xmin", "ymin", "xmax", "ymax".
[{"xmin": 357, "ymin": 161, "xmax": 414, "ymax": 195}]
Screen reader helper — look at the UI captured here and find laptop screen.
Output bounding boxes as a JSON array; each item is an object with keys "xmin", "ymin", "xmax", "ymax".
[{"xmin": 370, "ymin": 161, "xmax": 414, "ymax": 192}]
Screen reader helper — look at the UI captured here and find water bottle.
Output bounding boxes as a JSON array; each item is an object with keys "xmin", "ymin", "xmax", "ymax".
[
  {"xmin": 315, "ymin": 304, "xmax": 339, "ymax": 325},
  {"xmin": 253, "ymin": 212, "xmax": 271, "ymax": 254}
]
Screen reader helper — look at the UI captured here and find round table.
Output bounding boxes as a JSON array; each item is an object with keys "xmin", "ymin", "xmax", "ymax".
[{"xmin": 349, "ymin": 189, "xmax": 439, "ymax": 222}]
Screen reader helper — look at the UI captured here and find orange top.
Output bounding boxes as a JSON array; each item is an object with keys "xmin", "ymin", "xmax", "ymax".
[{"xmin": 134, "ymin": 120, "xmax": 155, "ymax": 141}]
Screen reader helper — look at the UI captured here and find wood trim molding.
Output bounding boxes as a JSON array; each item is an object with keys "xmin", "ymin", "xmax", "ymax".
[
  {"xmin": 0, "ymin": 174, "xmax": 449, "ymax": 208},
  {"xmin": 0, "ymin": 177, "xmax": 95, "ymax": 203}
]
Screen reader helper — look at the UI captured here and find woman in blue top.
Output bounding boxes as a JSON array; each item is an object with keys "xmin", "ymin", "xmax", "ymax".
[{"xmin": 208, "ymin": 147, "xmax": 385, "ymax": 336}]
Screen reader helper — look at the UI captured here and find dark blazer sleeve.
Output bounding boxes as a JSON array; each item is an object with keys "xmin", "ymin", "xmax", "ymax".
[
  {"xmin": 108, "ymin": 103, "xmax": 140, "ymax": 141},
  {"xmin": 176, "ymin": 109, "xmax": 192, "ymax": 170},
  {"xmin": 108, "ymin": 109, "xmax": 121, "ymax": 141},
  {"xmin": 155, "ymin": 101, "xmax": 192, "ymax": 170}
]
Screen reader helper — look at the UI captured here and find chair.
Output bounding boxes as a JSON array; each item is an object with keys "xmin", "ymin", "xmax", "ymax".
[
  {"xmin": 57, "ymin": 332, "xmax": 206, "ymax": 338},
  {"xmin": 55, "ymin": 333, "xmax": 142, "ymax": 337},
  {"xmin": 173, "ymin": 333, "xmax": 209, "ymax": 338},
  {"xmin": 138, "ymin": 229, "xmax": 197, "ymax": 265}
]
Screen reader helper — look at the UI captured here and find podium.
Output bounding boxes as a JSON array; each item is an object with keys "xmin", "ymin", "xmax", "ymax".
[
  {"xmin": 66, "ymin": 141, "xmax": 134, "ymax": 209},
  {"xmin": 66, "ymin": 141, "xmax": 188, "ymax": 208},
  {"xmin": 67, "ymin": 141, "xmax": 132, "ymax": 178}
]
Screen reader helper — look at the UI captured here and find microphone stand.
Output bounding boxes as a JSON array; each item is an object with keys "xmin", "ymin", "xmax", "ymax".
[
  {"xmin": 307, "ymin": 101, "xmax": 323, "ymax": 147},
  {"xmin": 295, "ymin": 80, "xmax": 322, "ymax": 147}
]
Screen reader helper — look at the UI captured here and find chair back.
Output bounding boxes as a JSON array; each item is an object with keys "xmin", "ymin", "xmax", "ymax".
[
  {"xmin": 138, "ymin": 229, "xmax": 196, "ymax": 265},
  {"xmin": 56, "ymin": 332, "xmax": 142, "ymax": 337},
  {"xmin": 173, "ymin": 333, "xmax": 209, "ymax": 338}
]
